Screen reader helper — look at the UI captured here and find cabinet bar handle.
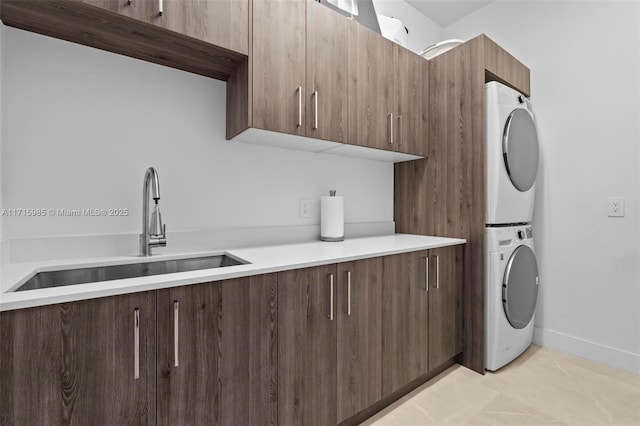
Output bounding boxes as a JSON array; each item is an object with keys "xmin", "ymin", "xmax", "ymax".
[
  {"xmin": 158, "ymin": 0, "xmax": 163, "ymax": 16},
  {"xmin": 297, "ymin": 86, "xmax": 302, "ymax": 127},
  {"xmin": 328, "ymin": 273, "xmax": 334, "ymax": 320},
  {"xmin": 388, "ymin": 113, "xmax": 394, "ymax": 145},
  {"xmin": 173, "ymin": 301, "xmax": 179, "ymax": 367},
  {"xmin": 424, "ymin": 256, "xmax": 429, "ymax": 292},
  {"xmin": 398, "ymin": 115, "xmax": 403, "ymax": 146},
  {"xmin": 436, "ymin": 255, "xmax": 440, "ymax": 289},
  {"xmin": 313, "ymin": 90, "xmax": 319, "ymax": 130},
  {"xmin": 134, "ymin": 308, "xmax": 140, "ymax": 380},
  {"xmin": 347, "ymin": 271, "xmax": 352, "ymax": 316}
]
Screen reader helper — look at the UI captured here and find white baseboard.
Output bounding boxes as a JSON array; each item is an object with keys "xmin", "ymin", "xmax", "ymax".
[{"xmin": 533, "ymin": 327, "xmax": 640, "ymax": 375}]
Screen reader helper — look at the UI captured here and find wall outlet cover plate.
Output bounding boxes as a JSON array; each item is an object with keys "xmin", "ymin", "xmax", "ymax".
[{"xmin": 607, "ymin": 197, "xmax": 625, "ymax": 217}]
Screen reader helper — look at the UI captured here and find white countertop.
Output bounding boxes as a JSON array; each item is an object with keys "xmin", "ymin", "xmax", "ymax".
[{"xmin": 0, "ymin": 234, "xmax": 465, "ymax": 312}]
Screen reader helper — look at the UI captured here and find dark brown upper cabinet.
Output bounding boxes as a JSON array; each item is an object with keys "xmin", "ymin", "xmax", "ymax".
[
  {"xmin": 347, "ymin": 20, "xmax": 395, "ymax": 152},
  {"xmin": 251, "ymin": 0, "xmax": 307, "ymax": 136},
  {"xmin": 305, "ymin": 0, "xmax": 349, "ymax": 142},
  {"xmin": 348, "ymin": 22, "xmax": 427, "ymax": 156},
  {"xmin": 230, "ymin": 0, "xmax": 349, "ymax": 142},
  {"xmin": 0, "ymin": 292, "xmax": 156, "ymax": 426},
  {"xmin": 1, "ymin": 0, "xmax": 247, "ymax": 80},
  {"xmin": 80, "ymin": 0, "xmax": 249, "ymax": 54},
  {"xmin": 228, "ymin": 1, "xmax": 426, "ymax": 161},
  {"xmin": 395, "ymin": 44, "xmax": 428, "ymax": 157}
]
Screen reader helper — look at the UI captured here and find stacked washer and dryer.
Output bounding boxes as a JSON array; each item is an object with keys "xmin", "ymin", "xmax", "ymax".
[{"xmin": 485, "ymin": 82, "xmax": 540, "ymax": 371}]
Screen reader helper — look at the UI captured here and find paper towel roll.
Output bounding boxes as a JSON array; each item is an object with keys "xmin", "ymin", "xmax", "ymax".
[{"xmin": 321, "ymin": 193, "xmax": 344, "ymax": 242}]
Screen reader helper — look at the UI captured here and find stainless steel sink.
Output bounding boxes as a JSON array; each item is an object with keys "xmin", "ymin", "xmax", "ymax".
[{"xmin": 14, "ymin": 254, "xmax": 249, "ymax": 292}]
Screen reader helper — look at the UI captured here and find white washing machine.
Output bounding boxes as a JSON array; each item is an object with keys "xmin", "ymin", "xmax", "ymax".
[
  {"xmin": 485, "ymin": 81, "xmax": 539, "ymax": 225},
  {"xmin": 485, "ymin": 225, "xmax": 539, "ymax": 371}
]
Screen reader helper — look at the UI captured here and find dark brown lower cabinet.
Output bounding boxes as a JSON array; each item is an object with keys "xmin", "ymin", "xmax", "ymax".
[
  {"xmin": 381, "ymin": 247, "xmax": 463, "ymax": 396},
  {"xmin": 0, "ymin": 292, "xmax": 156, "ymax": 426},
  {"xmin": 277, "ymin": 265, "xmax": 337, "ymax": 426},
  {"xmin": 428, "ymin": 246, "xmax": 464, "ymax": 369},
  {"xmin": 382, "ymin": 250, "xmax": 429, "ymax": 396},
  {"xmin": 1, "ymin": 247, "xmax": 462, "ymax": 426},
  {"xmin": 157, "ymin": 274, "xmax": 278, "ymax": 426},
  {"xmin": 336, "ymin": 258, "xmax": 383, "ymax": 423},
  {"xmin": 278, "ymin": 258, "xmax": 383, "ymax": 426}
]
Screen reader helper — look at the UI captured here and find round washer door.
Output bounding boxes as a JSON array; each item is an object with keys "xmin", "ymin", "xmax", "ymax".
[
  {"xmin": 502, "ymin": 245, "xmax": 539, "ymax": 329},
  {"xmin": 503, "ymin": 108, "xmax": 539, "ymax": 192}
]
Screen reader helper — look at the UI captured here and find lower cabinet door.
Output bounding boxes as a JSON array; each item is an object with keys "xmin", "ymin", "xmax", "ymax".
[
  {"xmin": 277, "ymin": 265, "xmax": 337, "ymax": 426},
  {"xmin": 428, "ymin": 245, "xmax": 464, "ymax": 369},
  {"xmin": 336, "ymin": 258, "xmax": 383, "ymax": 422},
  {"xmin": 382, "ymin": 250, "xmax": 429, "ymax": 396},
  {"xmin": 0, "ymin": 292, "xmax": 156, "ymax": 426},
  {"xmin": 157, "ymin": 275, "xmax": 278, "ymax": 426}
]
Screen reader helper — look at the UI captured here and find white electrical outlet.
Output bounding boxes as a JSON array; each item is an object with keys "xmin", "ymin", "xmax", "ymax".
[
  {"xmin": 299, "ymin": 199, "xmax": 310, "ymax": 218},
  {"xmin": 607, "ymin": 197, "xmax": 625, "ymax": 217}
]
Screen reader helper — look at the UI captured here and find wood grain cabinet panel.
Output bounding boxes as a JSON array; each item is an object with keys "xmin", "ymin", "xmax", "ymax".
[
  {"xmin": 394, "ymin": 34, "xmax": 529, "ymax": 374},
  {"xmin": 139, "ymin": 0, "xmax": 248, "ymax": 54},
  {"xmin": 305, "ymin": 0, "xmax": 348, "ymax": 142},
  {"xmin": 336, "ymin": 258, "xmax": 383, "ymax": 423},
  {"xmin": 79, "ymin": 0, "xmax": 143, "ymax": 19},
  {"xmin": 483, "ymin": 35, "xmax": 530, "ymax": 96},
  {"xmin": 80, "ymin": 0, "xmax": 249, "ymax": 54},
  {"xmin": 252, "ymin": 0, "xmax": 307, "ymax": 135},
  {"xmin": 277, "ymin": 265, "xmax": 338, "ymax": 426},
  {"xmin": 347, "ymin": 22, "xmax": 427, "ymax": 156},
  {"xmin": 381, "ymin": 251, "xmax": 429, "ymax": 396},
  {"xmin": 347, "ymin": 20, "xmax": 395, "ymax": 151},
  {"xmin": 0, "ymin": 293, "xmax": 156, "ymax": 426},
  {"xmin": 428, "ymin": 245, "xmax": 464, "ymax": 369},
  {"xmin": 394, "ymin": 46, "xmax": 427, "ymax": 157},
  {"xmin": 157, "ymin": 275, "xmax": 278, "ymax": 426}
]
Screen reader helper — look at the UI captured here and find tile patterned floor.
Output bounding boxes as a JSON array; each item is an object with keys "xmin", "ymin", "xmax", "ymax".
[{"xmin": 360, "ymin": 345, "xmax": 640, "ymax": 426}]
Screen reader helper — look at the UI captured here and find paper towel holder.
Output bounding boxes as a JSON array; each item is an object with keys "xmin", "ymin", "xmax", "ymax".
[{"xmin": 320, "ymin": 189, "xmax": 344, "ymax": 242}]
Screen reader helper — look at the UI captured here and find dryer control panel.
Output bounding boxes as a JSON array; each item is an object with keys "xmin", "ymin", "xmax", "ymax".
[
  {"xmin": 486, "ymin": 225, "xmax": 534, "ymax": 252},
  {"xmin": 517, "ymin": 226, "xmax": 533, "ymax": 241}
]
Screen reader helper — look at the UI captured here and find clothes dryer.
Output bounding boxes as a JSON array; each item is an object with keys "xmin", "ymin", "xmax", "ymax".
[{"xmin": 485, "ymin": 81, "xmax": 539, "ymax": 225}]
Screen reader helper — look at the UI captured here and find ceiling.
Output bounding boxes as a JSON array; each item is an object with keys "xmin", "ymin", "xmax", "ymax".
[{"xmin": 405, "ymin": 0, "xmax": 493, "ymax": 27}]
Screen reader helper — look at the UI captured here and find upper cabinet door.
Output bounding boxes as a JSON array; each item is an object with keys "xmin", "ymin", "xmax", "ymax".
[
  {"xmin": 348, "ymin": 20, "xmax": 395, "ymax": 151},
  {"xmin": 82, "ymin": 0, "xmax": 249, "ymax": 54},
  {"xmin": 141, "ymin": 0, "xmax": 248, "ymax": 54},
  {"xmin": 79, "ymin": 0, "xmax": 143, "ymax": 19},
  {"xmin": 305, "ymin": 0, "xmax": 348, "ymax": 142},
  {"xmin": 395, "ymin": 45, "xmax": 428, "ymax": 157},
  {"xmin": 252, "ymin": 0, "xmax": 307, "ymax": 135}
]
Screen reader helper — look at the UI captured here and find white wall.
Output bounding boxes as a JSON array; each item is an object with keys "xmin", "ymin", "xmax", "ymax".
[
  {"xmin": 1, "ymin": 27, "xmax": 393, "ymax": 240},
  {"xmin": 445, "ymin": 0, "xmax": 640, "ymax": 374},
  {"xmin": 372, "ymin": 0, "xmax": 444, "ymax": 53}
]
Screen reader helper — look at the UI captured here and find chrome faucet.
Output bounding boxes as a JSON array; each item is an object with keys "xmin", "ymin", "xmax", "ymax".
[{"xmin": 140, "ymin": 167, "xmax": 167, "ymax": 256}]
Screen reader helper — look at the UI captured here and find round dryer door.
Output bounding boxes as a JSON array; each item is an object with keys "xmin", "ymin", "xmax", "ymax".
[
  {"xmin": 502, "ymin": 245, "xmax": 539, "ymax": 329},
  {"xmin": 503, "ymin": 108, "xmax": 539, "ymax": 192}
]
